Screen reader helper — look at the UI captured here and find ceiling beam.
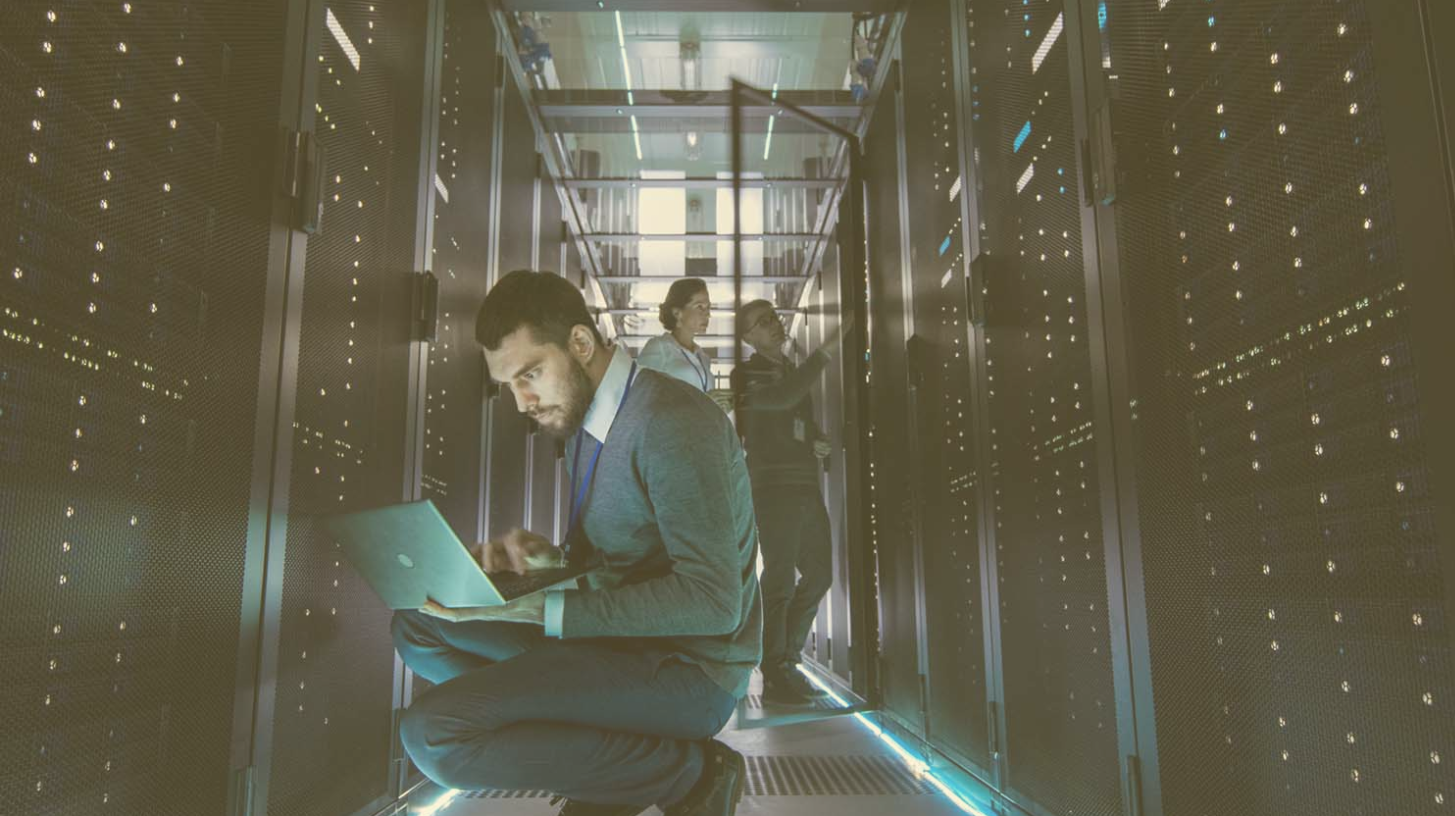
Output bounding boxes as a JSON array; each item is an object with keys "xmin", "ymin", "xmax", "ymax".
[
  {"xmin": 603, "ymin": 309, "xmax": 797, "ymax": 316},
  {"xmin": 540, "ymin": 115, "xmax": 830, "ymax": 134},
  {"xmin": 595, "ymin": 275, "xmax": 810, "ymax": 284},
  {"xmin": 565, "ymin": 178, "xmax": 837, "ymax": 189},
  {"xmin": 501, "ymin": 0, "xmax": 897, "ymax": 12},
  {"xmin": 584, "ymin": 232, "xmax": 822, "ymax": 242},
  {"xmin": 536, "ymin": 89, "xmax": 862, "ymax": 121}
]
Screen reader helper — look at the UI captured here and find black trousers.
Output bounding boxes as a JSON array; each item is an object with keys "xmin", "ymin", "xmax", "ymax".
[{"xmin": 751, "ymin": 481, "xmax": 834, "ymax": 669}]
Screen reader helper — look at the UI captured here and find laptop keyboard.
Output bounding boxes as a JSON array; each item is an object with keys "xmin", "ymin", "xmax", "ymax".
[{"xmin": 491, "ymin": 567, "xmax": 585, "ymax": 599}]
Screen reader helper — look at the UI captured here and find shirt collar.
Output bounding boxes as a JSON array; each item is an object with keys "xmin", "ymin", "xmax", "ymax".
[{"xmin": 581, "ymin": 345, "xmax": 635, "ymax": 443}]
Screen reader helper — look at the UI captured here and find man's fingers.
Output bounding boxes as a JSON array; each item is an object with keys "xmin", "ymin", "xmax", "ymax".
[{"xmin": 480, "ymin": 542, "xmax": 507, "ymax": 573}]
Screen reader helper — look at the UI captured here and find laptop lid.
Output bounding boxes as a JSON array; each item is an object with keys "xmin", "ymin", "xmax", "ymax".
[{"xmin": 323, "ymin": 500, "xmax": 506, "ymax": 610}]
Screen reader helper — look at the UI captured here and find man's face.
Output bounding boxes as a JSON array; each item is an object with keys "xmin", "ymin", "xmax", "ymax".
[
  {"xmin": 484, "ymin": 327, "xmax": 596, "ymax": 439},
  {"xmin": 742, "ymin": 305, "xmax": 785, "ymax": 352}
]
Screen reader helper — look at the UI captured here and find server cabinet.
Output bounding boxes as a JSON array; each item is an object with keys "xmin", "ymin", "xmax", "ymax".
[
  {"xmin": 0, "ymin": 1, "xmax": 304, "ymax": 813},
  {"xmin": 1083, "ymin": 0, "xmax": 1455, "ymax": 814},
  {"xmin": 259, "ymin": 1, "xmax": 431, "ymax": 813},
  {"xmin": 960, "ymin": 1, "xmax": 1125, "ymax": 814},
  {"xmin": 898, "ymin": 0, "xmax": 994, "ymax": 776},
  {"xmin": 422, "ymin": 0, "xmax": 497, "ymax": 555}
]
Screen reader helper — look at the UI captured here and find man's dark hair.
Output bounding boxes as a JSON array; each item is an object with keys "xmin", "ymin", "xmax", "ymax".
[{"xmin": 476, "ymin": 270, "xmax": 605, "ymax": 351}]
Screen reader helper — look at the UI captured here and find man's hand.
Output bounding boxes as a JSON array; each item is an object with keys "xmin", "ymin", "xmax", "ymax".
[
  {"xmin": 709, "ymin": 388, "xmax": 736, "ymax": 413},
  {"xmin": 419, "ymin": 593, "xmax": 546, "ymax": 625},
  {"xmin": 477, "ymin": 528, "xmax": 563, "ymax": 575},
  {"xmin": 813, "ymin": 439, "xmax": 833, "ymax": 459}
]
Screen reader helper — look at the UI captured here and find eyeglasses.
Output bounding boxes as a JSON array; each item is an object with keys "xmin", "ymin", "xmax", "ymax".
[{"xmin": 742, "ymin": 310, "xmax": 780, "ymax": 335}]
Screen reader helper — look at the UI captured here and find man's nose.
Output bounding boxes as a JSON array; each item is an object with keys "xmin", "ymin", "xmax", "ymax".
[{"xmin": 513, "ymin": 388, "xmax": 534, "ymax": 415}]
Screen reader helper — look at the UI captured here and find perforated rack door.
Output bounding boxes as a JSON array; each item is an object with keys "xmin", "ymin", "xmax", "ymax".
[
  {"xmin": 0, "ymin": 1, "xmax": 293, "ymax": 813},
  {"xmin": 265, "ymin": 1, "xmax": 425, "ymax": 814},
  {"xmin": 483, "ymin": 81, "xmax": 538, "ymax": 539},
  {"xmin": 899, "ymin": 0, "xmax": 991, "ymax": 772},
  {"xmin": 964, "ymin": 1, "xmax": 1123, "ymax": 814},
  {"xmin": 861, "ymin": 60, "xmax": 925, "ymax": 729},
  {"xmin": 1102, "ymin": 0, "xmax": 1455, "ymax": 813},
  {"xmin": 422, "ymin": 0, "xmax": 496, "ymax": 545}
]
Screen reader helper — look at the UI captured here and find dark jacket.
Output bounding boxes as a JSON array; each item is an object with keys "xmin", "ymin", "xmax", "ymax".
[{"xmin": 731, "ymin": 349, "xmax": 831, "ymax": 487}]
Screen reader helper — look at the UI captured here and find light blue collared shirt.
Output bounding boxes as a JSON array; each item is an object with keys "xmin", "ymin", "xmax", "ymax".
[{"xmin": 544, "ymin": 346, "xmax": 636, "ymax": 636}]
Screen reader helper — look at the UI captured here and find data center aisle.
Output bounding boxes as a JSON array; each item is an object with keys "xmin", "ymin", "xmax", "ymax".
[{"xmin": 438, "ymin": 671, "xmax": 967, "ymax": 816}]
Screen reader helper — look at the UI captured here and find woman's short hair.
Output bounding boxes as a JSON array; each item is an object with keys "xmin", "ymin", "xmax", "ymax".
[{"xmin": 659, "ymin": 278, "xmax": 709, "ymax": 330}]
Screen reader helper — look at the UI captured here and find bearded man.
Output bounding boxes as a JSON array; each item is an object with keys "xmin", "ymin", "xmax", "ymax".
[{"xmin": 389, "ymin": 270, "xmax": 762, "ymax": 816}]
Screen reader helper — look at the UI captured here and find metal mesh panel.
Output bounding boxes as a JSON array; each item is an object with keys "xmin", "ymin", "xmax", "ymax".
[
  {"xmin": 862, "ymin": 64, "xmax": 922, "ymax": 726},
  {"xmin": 266, "ymin": 2, "xmax": 418, "ymax": 813},
  {"xmin": 1104, "ymin": 0, "xmax": 1455, "ymax": 813},
  {"xmin": 484, "ymin": 83, "xmax": 537, "ymax": 537},
  {"xmin": 422, "ymin": 1, "xmax": 495, "ymax": 542},
  {"xmin": 965, "ymin": 1, "xmax": 1122, "ymax": 814},
  {"xmin": 900, "ymin": 0, "xmax": 990, "ymax": 769},
  {"xmin": 0, "ymin": 1, "xmax": 289, "ymax": 813}
]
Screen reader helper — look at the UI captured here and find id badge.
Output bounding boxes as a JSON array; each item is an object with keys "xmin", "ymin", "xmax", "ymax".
[{"xmin": 793, "ymin": 418, "xmax": 807, "ymax": 443}]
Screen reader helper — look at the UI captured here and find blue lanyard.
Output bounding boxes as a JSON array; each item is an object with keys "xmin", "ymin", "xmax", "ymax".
[
  {"xmin": 567, "ymin": 362, "xmax": 638, "ymax": 553},
  {"xmin": 677, "ymin": 345, "xmax": 710, "ymax": 391}
]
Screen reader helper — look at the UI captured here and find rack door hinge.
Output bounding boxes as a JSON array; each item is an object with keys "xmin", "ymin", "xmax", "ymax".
[
  {"xmin": 280, "ymin": 129, "xmax": 325, "ymax": 234},
  {"xmin": 228, "ymin": 765, "xmax": 255, "ymax": 816},
  {"xmin": 987, "ymin": 700, "xmax": 1001, "ymax": 760},
  {"xmin": 1088, "ymin": 98, "xmax": 1117, "ymax": 206},
  {"xmin": 968, "ymin": 253, "xmax": 993, "ymax": 328},
  {"xmin": 412, "ymin": 271, "xmax": 440, "ymax": 343},
  {"xmin": 918, "ymin": 674, "xmax": 931, "ymax": 738},
  {"xmin": 1126, "ymin": 754, "xmax": 1144, "ymax": 816}
]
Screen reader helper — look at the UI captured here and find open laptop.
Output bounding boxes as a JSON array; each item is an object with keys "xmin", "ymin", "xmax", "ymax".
[{"xmin": 323, "ymin": 500, "xmax": 593, "ymax": 610}]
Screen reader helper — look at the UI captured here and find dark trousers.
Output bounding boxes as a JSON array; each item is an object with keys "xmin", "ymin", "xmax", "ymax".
[
  {"xmin": 391, "ymin": 611, "xmax": 737, "ymax": 806},
  {"xmin": 752, "ymin": 481, "xmax": 834, "ymax": 669}
]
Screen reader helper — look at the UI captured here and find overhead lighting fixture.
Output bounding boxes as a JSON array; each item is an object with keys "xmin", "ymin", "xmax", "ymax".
[
  {"xmin": 762, "ymin": 82, "xmax": 780, "ymax": 161},
  {"xmin": 680, "ymin": 38, "xmax": 702, "ymax": 91},
  {"xmin": 615, "ymin": 11, "xmax": 634, "ymax": 106},
  {"xmin": 631, "ymin": 115, "xmax": 643, "ymax": 160}
]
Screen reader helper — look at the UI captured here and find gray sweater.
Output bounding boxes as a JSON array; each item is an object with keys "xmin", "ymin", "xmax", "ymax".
[{"xmin": 555, "ymin": 365, "xmax": 763, "ymax": 699}]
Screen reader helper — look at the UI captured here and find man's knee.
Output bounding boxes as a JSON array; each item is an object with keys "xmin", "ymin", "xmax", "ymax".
[
  {"xmin": 391, "ymin": 609, "xmax": 436, "ymax": 653},
  {"xmin": 398, "ymin": 701, "xmax": 478, "ymax": 790}
]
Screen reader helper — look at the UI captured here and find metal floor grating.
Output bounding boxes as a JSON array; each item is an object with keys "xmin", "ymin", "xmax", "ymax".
[{"xmin": 459, "ymin": 755, "xmax": 937, "ymax": 798}]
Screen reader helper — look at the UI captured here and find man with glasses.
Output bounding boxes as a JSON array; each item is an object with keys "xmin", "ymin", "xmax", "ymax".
[{"xmin": 732, "ymin": 299, "xmax": 848, "ymax": 704}]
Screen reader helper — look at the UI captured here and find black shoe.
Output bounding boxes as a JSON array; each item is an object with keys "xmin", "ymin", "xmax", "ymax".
[
  {"xmin": 548, "ymin": 795, "xmax": 649, "ymax": 816},
  {"xmin": 665, "ymin": 740, "xmax": 746, "ymax": 816},
  {"xmin": 762, "ymin": 664, "xmax": 821, "ymax": 705}
]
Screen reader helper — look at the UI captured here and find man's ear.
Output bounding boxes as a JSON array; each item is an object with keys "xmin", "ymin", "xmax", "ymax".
[{"xmin": 568, "ymin": 324, "xmax": 597, "ymax": 364}]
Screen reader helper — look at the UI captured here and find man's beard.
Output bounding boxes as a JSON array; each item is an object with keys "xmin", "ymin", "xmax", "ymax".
[{"xmin": 533, "ymin": 359, "xmax": 594, "ymax": 439}]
